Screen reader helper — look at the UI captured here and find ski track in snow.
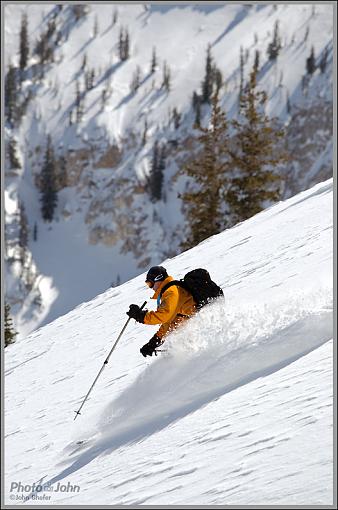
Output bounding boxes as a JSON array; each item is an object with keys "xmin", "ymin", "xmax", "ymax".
[{"xmin": 5, "ymin": 180, "xmax": 333, "ymax": 505}]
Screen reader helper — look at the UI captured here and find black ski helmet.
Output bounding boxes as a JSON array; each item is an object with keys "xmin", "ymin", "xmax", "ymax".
[{"xmin": 146, "ymin": 265, "xmax": 168, "ymax": 283}]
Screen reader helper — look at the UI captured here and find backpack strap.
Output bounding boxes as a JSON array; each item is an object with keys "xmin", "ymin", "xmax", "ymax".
[{"xmin": 159, "ymin": 280, "xmax": 190, "ymax": 300}]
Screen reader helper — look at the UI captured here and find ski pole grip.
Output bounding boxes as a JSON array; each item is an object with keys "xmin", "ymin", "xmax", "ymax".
[{"xmin": 140, "ymin": 301, "xmax": 147, "ymax": 309}]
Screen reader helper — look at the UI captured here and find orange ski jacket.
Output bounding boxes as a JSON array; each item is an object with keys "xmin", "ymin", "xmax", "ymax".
[{"xmin": 143, "ymin": 276, "xmax": 196, "ymax": 339}]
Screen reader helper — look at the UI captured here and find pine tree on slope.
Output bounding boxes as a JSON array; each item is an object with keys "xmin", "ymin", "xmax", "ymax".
[
  {"xmin": 180, "ymin": 92, "xmax": 230, "ymax": 251},
  {"xmin": 19, "ymin": 12, "xmax": 29, "ymax": 72},
  {"xmin": 5, "ymin": 64, "xmax": 18, "ymax": 125},
  {"xmin": 148, "ymin": 141, "xmax": 163, "ymax": 202},
  {"xmin": 267, "ymin": 20, "xmax": 282, "ymax": 61},
  {"xmin": 40, "ymin": 135, "xmax": 58, "ymax": 222},
  {"xmin": 227, "ymin": 66, "xmax": 286, "ymax": 225},
  {"xmin": 306, "ymin": 46, "xmax": 316, "ymax": 75},
  {"xmin": 7, "ymin": 136, "xmax": 21, "ymax": 169},
  {"xmin": 5, "ymin": 303, "xmax": 17, "ymax": 347},
  {"xmin": 19, "ymin": 202, "xmax": 29, "ymax": 266},
  {"xmin": 202, "ymin": 44, "xmax": 213, "ymax": 104}
]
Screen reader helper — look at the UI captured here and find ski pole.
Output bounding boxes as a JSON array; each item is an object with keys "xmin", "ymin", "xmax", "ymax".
[{"xmin": 74, "ymin": 300, "xmax": 147, "ymax": 420}]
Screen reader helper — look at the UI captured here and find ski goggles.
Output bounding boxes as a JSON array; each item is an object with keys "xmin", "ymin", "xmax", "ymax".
[{"xmin": 146, "ymin": 280, "xmax": 154, "ymax": 288}]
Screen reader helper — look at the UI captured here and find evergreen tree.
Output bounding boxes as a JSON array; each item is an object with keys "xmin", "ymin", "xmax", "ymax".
[
  {"xmin": 158, "ymin": 144, "xmax": 166, "ymax": 174},
  {"xmin": 192, "ymin": 91, "xmax": 202, "ymax": 128},
  {"xmin": 306, "ymin": 46, "xmax": 316, "ymax": 75},
  {"xmin": 93, "ymin": 15, "xmax": 99, "ymax": 38},
  {"xmin": 118, "ymin": 27, "xmax": 124, "ymax": 60},
  {"xmin": 151, "ymin": 46, "xmax": 157, "ymax": 74},
  {"xmin": 124, "ymin": 29, "xmax": 130, "ymax": 60},
  {"xmin": 5, "ymin": 303, "xmax": 17, "ymax": 347},
  {"xmin": 130, "ymin": 66, "xmax": 141, "ymax": 93},
  {"xmin": 84, "ymin": 70, "xmax": 90, "ymax": 90},
  {"xmin": 228, "ymin": 67, "xmax": 286, "ymax": 225},
  {"xmin": 101, "ymin": 89, "xmax": 107, "ymax": 110},
  {"xmin": 5, "ymin": 64, "xmax": 18, "ymax": 124},
  {"xmin": 85, "ymin": 68, "xmax": 95, "ymax": 90},
  {"xmin": 142, "ymin": 118, "xmax": 148, "ymax": 146},
  {"xmin": 180, "ymin": 92, "xmax": 230, "ymax": 250},
  {"xmin": 90, "ymin": 68, "xmax": 95, "ymax": 89},
  {"xmin": 201, "ymin": 44, "xmax": 213, "ymax": 103},
  {"xmin": 148, "ymin": 141, "xmax": 163, "ymax": 201},
  {"xmin": 279, "ymin": 70, "xmax": 284, "ymax": 87},
  {"xmin": 254, "ymin": 49, "xmax": 260, "ymax": 73},
  {"xmin": 194, "ymin": 97, "xmax": 201, "ymax": 128},
  {"xmin": 112, "ymin": 8, "xmax": 118, "ymax": 26},
  {"xmin": 319, "ymin": 46, "xmax": 328, "ymax": 74},
  {"xmin": 35, "ymin": 28, "xmax": 54, "ymax": 66},
  {"xmin": 162, "ymin": 61, "xmax": 171, "ymax": 92},
  {"xmin": 118, "ymin": 27, "xmax": 130, "ymax": 61},
  {"xmin": 172, "ymin": 107, "xmax": 181, "ymax": 129},
  {"xmin": 192, "ymin": 91, "xmax": 199, "ymax": 110},
  {"xmin": 75, "ymin": 80, "xmax": 84, "ymax": 123},
  {"xmin": 33, "ymin": 222, "xmax": 38, "ymax": 241},
  {"xmin": 212, "ymin": 66, "xmax": 223, "ymax": 96},
  {"xmin": 267, "ymin": 20, "xmax": 282, "ymax": 61},
  {"xmin": 286, "ymin": 90, "xmax": 291, "ymax": 114},
  {"xmin": 81, "ymin": 53, "xmax": 87, "ymax": 70},
  {"xmin": 19, "ymin": 202, "xmax": 29, "ymax": 265},
  {"xmin": 7, "ymin": 136, "xmax": 21, "ymax": 169},
  {"xmin": 40, "ymin": 134, "xmax": 58, "ymax": 222},
  {"xmin": 19, "ymin": 12, "xmax": 29, "ymax": 72}
]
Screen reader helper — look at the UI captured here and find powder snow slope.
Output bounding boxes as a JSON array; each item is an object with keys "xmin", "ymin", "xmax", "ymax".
[{"xmin": 4, "ymin": 179, "xmax": 333, "ymax": 505}]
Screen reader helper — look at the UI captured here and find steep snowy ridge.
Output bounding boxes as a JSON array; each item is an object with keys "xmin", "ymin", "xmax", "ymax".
[
  {"xmin": 5, "ymin": 179, "xmax": 333, "ymax": 505},
  {"xmin": 4, "ymin": 3, "xmax": 333, "ymax": 336}
]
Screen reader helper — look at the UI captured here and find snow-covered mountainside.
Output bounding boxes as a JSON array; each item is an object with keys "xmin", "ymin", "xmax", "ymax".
[
  {"xmin": 5, "ymin": 179, "xmax": 333, "ymax": 505},
  {"xmin": 4, "ymin": 4, "xmax": 333, "ymax": 337}
]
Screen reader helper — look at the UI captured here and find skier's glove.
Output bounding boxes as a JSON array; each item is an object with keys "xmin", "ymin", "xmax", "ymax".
[
  {"xmin": 127, "ymin": 304, "xmax": 147, "ymax": 323},
  {"xmin": 140, "ymin": 335, "xmax": 162, "ymax": 357}
]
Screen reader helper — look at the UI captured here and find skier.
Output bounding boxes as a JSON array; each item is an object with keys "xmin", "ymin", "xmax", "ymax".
[{"xmin": 127, "ymin": 266, "xmax": 196, "ymax": 357}]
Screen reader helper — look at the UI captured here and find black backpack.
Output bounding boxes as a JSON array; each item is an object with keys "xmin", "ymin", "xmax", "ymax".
[{"xmin": 159, "ymin": 268, "xmax": 224, "ymax": 310}]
